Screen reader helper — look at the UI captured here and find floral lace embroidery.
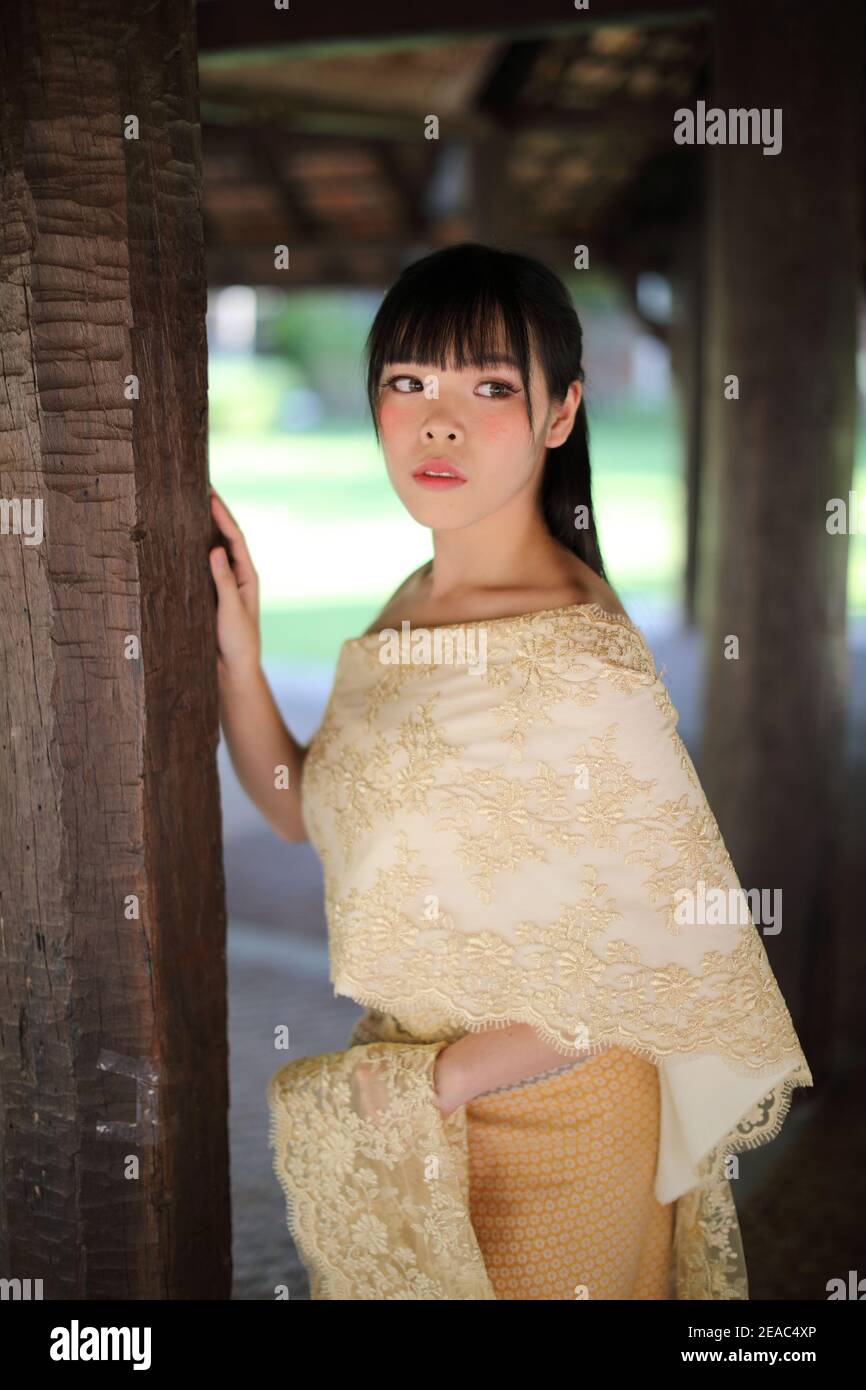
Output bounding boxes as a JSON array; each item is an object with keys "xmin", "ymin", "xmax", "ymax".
[
  {"xmin": 569, "ymin": 723, "xmax": 660, "ymax": 848},
  {"xmin": 267, "ymin": 1007, "xmax": 762, "ymax": 1300},
  {"xmin": 303, "ymin": 695, "xmax": 455, "ymax": 860},
  {"xmin": 269, "ymin": 1001, "xmax": 810, "ymax": 1300},
  {"xmin": 673, "ymin": 1173, "xmax": 748, "ymax": 1299},
  {"xmin": 267, "ymin": 1040, "xmax": 496, "ymax": 1300},
  {"xmin": 342, "ymin": 1010, "xmax": 808, "ymax": 1301},
  {"xmin": 286, "ymin": 605, "xmax": 813, "ymax": 1301},
  {"xmin": 302, "ymin": 617, "xmax": 736, "ymax": 923},
  {"xmin": 328, "ymin": 832, "xmax": 809, "ymax": 1077},
  {"xmin": 354, "ymin": 650, "xmax": 445, "ymax": 731},
  {"xmin": 482, "ymin": 626, "xmax": 651, "ymax": 761},
  {"xmin": 671, "ymin": 1062, "xmax": 817, "ymax": 1299},
  {"xmin": 434, "ymin": 760, "xmax": 588, "ymax": 904}
]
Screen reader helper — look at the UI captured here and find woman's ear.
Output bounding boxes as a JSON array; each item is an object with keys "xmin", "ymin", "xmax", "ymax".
[{"xmin": 545, "ymin": 380, "xmax": 582, "ymax": 448}]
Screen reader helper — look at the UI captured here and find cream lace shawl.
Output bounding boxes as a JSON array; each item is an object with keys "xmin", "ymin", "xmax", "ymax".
[{"xmin": 267, "ymin": 603, "xmax": 813, "ymax": 1299}]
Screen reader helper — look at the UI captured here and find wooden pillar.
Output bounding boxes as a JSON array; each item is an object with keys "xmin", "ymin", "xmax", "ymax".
[
  {"xmin": 697, "ymin": 0, "xmax": 863, "ymax": 1076},
  {"xmin": 0, "ymin": 0, "xmax": 230, "ymax": 1296},
  {"xmin": 670, "ymin": 203, "xmax": 706, "ymax": 629}
]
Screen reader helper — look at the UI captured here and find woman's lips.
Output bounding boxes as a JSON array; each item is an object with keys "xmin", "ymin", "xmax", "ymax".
[
  {"xmin": 412, "ymin": 460, "xmax": 467, "ymax": 490},
  {"xmin": 413, "ymin": 473, "xmax": 467, "ymax": 490}
]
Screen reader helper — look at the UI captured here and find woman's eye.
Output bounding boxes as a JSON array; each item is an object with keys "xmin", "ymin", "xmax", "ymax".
[
  {"xmin": 383, "ymin": 374, "xmax": 421, "ymax": 393},
  {"xmin": 381, "ymin": 374, "xmax": 517, "ymax": 397},
  {"xmin": 477, "ymin": 380, "xmax": 517, "ymax": 399}
]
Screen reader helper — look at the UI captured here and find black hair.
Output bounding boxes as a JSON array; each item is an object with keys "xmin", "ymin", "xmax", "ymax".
[{"xmin": 364, "ymin": 242, "xmax": 607, "ymax": 579}]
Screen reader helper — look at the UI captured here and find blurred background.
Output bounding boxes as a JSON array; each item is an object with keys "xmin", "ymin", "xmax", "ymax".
[
  {"xmin": 193, "ymin": 5, "xmax": 866, "ymax": 1301},
  {"xmin": 205, "ymin": 279, "xmax": 866, "ymax": 667}
]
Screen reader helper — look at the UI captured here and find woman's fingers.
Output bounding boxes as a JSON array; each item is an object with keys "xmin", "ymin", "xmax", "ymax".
[
  {"xmin": 209, "ymin": 543, "xmax": 251, "ymax": 622},
  {"xmin": 209, "ymin": 487, "xmax": 240, "ymax": 531},
  {"xmin": 209, "ymin": 545, "xmax": 243, "ymax": 610},
  {"xmin": 209, "ymin": 492, "xmax": 258, "ymax": 592}
]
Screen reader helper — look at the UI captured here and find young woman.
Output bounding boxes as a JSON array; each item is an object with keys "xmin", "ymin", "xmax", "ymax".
[{"xmin": 210, "ymin": 243, "xmax": 812, "ymax": 1301}]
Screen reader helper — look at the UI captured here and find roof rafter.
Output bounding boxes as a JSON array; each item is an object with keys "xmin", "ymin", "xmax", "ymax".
[{"xmin": 197, "ymin": 0, "xmax": 709, "ymax": 60}]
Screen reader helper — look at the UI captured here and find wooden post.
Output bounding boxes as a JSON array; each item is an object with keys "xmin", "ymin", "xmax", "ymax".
[
  {"xmin": 697, "ymin": 0, "xmax": 863, "ymax": 1075},
  {"xmin": 670, "ymin": 203, "xmax": 706, "ymax": 628},
  {"xmin": 0, "ymin": 0, "xmax": 230, "ymax": 1296}
]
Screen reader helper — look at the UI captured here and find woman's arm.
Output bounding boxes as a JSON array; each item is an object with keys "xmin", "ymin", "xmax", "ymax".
[
  {"xmin": 218, "ymin": 663, "xmax": 309, "ymax": 842},
  {"xmin": 433, "ymin": 1022, "xmax": 573, "ymax": 1117},
  {"xmin": 209, "ymin": 487, "xmax": 308, "ymax": 842}
]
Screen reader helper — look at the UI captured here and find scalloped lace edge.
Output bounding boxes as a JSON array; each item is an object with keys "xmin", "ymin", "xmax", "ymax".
[{"xmin": 333, "ymin": 978, "xmax": 815, "ymax": 1087}]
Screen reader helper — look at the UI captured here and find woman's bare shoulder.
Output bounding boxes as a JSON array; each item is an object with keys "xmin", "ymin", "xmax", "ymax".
[
  {"xmin": 361, "ymin": 559, "xmax": 627, "ymax": 635},
  {"xmin": 582, "ymin": 584, "xmax": 630, "ymax": 619},
  {"xmin": 361, "ymin": 563, "xmax": 431, "ymax": 636},
  {"xmin": 561, "ymin": 555, "xmax": 629, "ymax": 618}
]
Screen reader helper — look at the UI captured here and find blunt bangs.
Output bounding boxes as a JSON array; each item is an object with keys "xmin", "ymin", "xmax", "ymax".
[{"xmin": 365, "ymin": 244, "xmax": 543, "ymax": 437}]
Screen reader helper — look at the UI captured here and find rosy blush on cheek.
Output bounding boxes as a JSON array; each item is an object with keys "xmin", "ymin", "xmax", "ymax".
[
  {"xmin": 476, "ymin": 407, "xmax": 529, "ymax": 449},
  {"xmin": 482, "ymin": 414, "xmax": 516, "ymax": 439},
  {"xmin": 377, "ymin": 397, "xmax": 399, "ymax": 427},
  {"xmin": 377, "ymin": 401, "xmax": 418, "ymax": 452}
]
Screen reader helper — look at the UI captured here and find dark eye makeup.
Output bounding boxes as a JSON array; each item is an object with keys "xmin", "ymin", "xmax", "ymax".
[{"xmin": 380, "ymin": 371, "xmax": 520, "ymax": 399}]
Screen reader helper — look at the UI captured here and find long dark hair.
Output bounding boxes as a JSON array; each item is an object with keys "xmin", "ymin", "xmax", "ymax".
[{"xmin": 364, "ymin": 242, "xmax": 607, "ymax": 580}]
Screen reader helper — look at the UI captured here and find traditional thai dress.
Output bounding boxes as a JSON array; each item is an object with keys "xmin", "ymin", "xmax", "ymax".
[{"xmin": 266, "ymin": 603, "xmax": 813, "ymax": 1300}]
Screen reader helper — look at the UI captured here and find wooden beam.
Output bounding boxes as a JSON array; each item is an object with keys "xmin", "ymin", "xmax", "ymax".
[
  {"xmin": 697, "ymin": 0, "xmax": 863, "ymax": 1081},
  {"xmin": 475, "ymin": 38, "xmax": 549, "ymax": 112},
  {"xmin": 197, "ymin": 107, "xmax": 683, "ymax": 261},
  {"xmin": 373, "ymin": 141, "xmax": 431, "ymax": 239},
  {"xmin": 247, "ymin": 126, "xmax": 311, "ymax": 237},
  {"xmin": 196, "ymin": 0, "xmax": 709, "ymax": 59},
  {"xmin": 199, "ymin": 92, "xmax": 681, "ymax": 144},
  {"xmin": 204, "ymin": 233, "xmax": 611, "ymax": 288},
  {"xmin": 0, "ymin": 0, "xmax": 230, "ymax": 1296}
]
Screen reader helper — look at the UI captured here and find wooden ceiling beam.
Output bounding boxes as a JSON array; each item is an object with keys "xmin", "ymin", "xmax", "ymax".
[
  {"xmin": 248, "ymin": 125, "xmax": 319, "ymax": 238},
  {"xmin": 200, "ymin": 98, "xmax": 679, "ymax": 146},
  {"xmin": 475, "ymin": 38, "xmax": 549, "ymax": 112},
  {"xmin": 197, "ymin": 0, "xmax": 709, "ymax": 60},
  {"xmin": 372, "ymin": 141, "xmax": 432, "ymax": 239},
  {"xmin": 205, "ymin": 234, "xmax": 606, "ymax": 288}
]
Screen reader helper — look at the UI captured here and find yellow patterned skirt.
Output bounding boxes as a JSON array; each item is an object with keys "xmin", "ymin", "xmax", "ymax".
[{"xmin": 464, "ymin": 1047, "xmax": 674, "ymax": 1299}]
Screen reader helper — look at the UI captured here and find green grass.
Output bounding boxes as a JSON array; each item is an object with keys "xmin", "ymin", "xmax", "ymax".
[{"xmin": 209, "ymin": 407, "xmax": 866, "ymax": 664}]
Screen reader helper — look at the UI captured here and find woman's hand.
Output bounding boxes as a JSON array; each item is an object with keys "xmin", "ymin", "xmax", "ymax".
[
  {"xmin": 208, "ymin": 486, "xmax": 262, "ymax": 683},
  {"xmin": 349, "ymin": 1058, "xmax": 393, "ymax": 1125},
  {"xmin": 431, "ymin": 1023, "xmax": 573, "ymax": 1107},
  {"xmin": 432, "ymin": 1044, "xmax": 470, "ymax": 1119}
]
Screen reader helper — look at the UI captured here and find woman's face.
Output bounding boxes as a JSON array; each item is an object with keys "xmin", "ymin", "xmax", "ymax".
[{"xmin": 374, "ymin": 344, "xmax": 581, "ymax": 531}]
